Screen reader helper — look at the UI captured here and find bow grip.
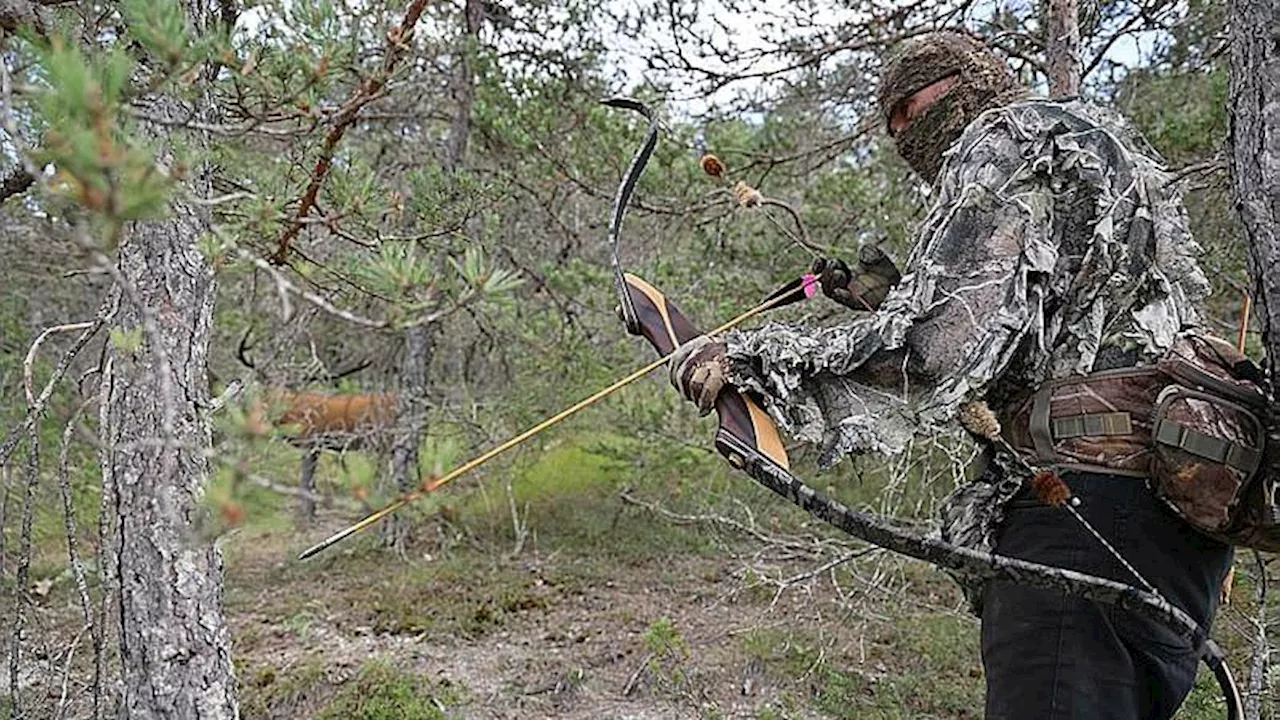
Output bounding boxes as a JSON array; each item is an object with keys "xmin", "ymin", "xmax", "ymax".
[{"xmin": 618, "ymin": 273, "xmax": 791, "ymax": 473}]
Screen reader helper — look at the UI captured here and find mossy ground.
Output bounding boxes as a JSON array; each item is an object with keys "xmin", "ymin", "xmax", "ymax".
[
  {"xmin": 2, "ymin": 427, "xmax": 1257, "ymax": 719},
  {"xmin": 207, "ymin": 432, "xmax": 1254, "ymax": 718}
]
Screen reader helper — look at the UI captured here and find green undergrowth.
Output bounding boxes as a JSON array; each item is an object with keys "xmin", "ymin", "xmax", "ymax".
[
  {"xmin": 221, "ymin": 425, "xmax": 1259, "ymax": 719},
  {"xmin": 239, "ymin": 659, "xmax": 465, "ymax": 720},
  {"xmin": 740, "ymin": 609, "xmax": 984, "ymax": 719},
  {"xmin": 225, "ymin": 432, "xmax": 748, "ymax": 643}
]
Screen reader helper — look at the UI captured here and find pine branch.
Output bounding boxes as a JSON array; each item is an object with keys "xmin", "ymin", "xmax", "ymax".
[{"xmin": 270, "ymin": 0, "xmax": 430, "ymax": 265}]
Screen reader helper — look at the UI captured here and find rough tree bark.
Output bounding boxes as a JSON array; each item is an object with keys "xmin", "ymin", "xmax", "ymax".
[
  {"xmin": 384, "ymin": 0, "xmax": 483, "ymax": 550},
  {"xmin": 1044, "ymin": 0, "xmax": 1082, "ymax": 98},
  {"xmin": 1228, "ymin": 2, "xmax": 1280, "ymax": 718},
  {"xmin": 1229, "ymin": 0, "xmax": 1280, "ymax": 381},
  {"xmin": 97, "ymin": 2, "xmax": 238, "ymax": 716}
]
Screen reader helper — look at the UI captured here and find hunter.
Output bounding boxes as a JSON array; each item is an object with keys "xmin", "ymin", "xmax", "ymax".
[{"xmin": 670, "ymin": 32, "xmax": 1234, "ymax": 719}]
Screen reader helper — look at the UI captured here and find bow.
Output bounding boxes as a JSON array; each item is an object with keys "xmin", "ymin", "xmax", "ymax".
[{"xmin": 602, "ymin": 97, "xmax": 1241, "ymax": 719}]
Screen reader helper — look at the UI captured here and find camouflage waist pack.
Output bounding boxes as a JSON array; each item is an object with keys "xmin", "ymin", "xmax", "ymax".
[{"xmin": 1003, "ymin": 334, "xmax": 1280, "ymax": 550}]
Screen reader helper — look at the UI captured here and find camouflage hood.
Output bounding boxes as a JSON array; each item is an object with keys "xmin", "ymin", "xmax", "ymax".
[{"xmin": 878, "ymin": 32, "xmax": 1026, "ymax": 183}]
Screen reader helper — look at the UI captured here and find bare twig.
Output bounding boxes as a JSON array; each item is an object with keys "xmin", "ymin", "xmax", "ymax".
[
  {"xmin": 0, "ymin": 311, "xmax": 105, "ymax": 471},
  {"xmin": 241, "ymin": 249, "xmax": 487, "ymax": 330},
  {"xmin": 24, "ymin": 321, "xmax": 96, "ymax": 407},
  {"xmin": 54, "ymin": 623, "xmax": 91, "ymax": 720},
  {"xmin": 764, "ymin": 546, "xmax": 881, "ymax": 610},
  {"xmin": 205, "ymin": 378, "xmax": 244, "ymax": 416},
  {"xmin": 506, "ymin": 482, "xmax": 528, "ymax": 557},
  {"xmin": 0, "ymin": 465, "xmax": 9, "ymax": 597},
  {"xmin": 243, "ymin": 251, "xmax": 381, "ymax": 327},
  {"xmin": 622, "ymin": 651, "xmax": 655, "ymax": 696},
  {"xmin": 247, "ymin": 473, "xmax": 361, "ymax": 512},
  {"xmin": 8, "ymin": 421, "xmax": 40, "ymax": 716},
  {"xmin": 619, "ymin": 489, "xmax": 863, "ymax": 558},
  {"xmin": 57, "ymin": 401, "xmax": 98, "ymax": 719}
]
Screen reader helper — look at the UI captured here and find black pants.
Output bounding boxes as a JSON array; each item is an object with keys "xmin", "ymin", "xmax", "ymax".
[{"xmin": 982, "ymin": 472, "xmax": 1234, "ymax": 720}]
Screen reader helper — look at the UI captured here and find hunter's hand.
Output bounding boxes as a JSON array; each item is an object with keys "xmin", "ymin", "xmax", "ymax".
[
  {"xmin": 812, "ymin": 245, "xmax": 902, "ymax": 311},
  {"xmin": 669, "ymin": 335, "xmax": 729, "ymax": 416}
]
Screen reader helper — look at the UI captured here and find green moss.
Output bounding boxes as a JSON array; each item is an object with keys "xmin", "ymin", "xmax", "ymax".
[
  {"xmin": 238, "ymin": 661, "xmax": 329, "ymax": 719},
  {"xmin": 318, "ymin": 662, "xmax": 463, "ymax": 720},
  {"xmin": 239, "ymin": 660, "xmax": 465, "ymax": 720}
]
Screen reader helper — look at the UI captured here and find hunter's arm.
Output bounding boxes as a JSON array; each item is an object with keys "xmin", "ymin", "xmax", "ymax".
[{"xmin": 724, "ymin": 110, "xmax": 1054, "ymax": 464}]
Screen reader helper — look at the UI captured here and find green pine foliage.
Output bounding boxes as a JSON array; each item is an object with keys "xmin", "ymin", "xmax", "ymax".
[{"xmin": 0, "ymin": 0, "xmax": 1268, "ymax": 716}]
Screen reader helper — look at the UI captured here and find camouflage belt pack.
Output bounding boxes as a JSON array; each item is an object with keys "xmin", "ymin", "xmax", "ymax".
[{"xmin": 1005, "ymin": 333, "xmax": 1280, "ymax": 551}]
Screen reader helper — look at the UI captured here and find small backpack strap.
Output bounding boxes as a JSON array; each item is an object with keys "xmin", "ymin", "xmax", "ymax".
[{"xmin": 1029, "ymin": 384, "xmax": 1056, "ymax": 463}]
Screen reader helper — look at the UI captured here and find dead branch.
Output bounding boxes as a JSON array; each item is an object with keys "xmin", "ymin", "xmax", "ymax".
[
  {"xmin": 242, "ymin": 249, "xmax": 490, "ymax": 331},
  {"xmin": 0, "ymin": 465, "xmax": 9, "ymax": 590},
  {"xmin": 54, "ymin": 623, "xmax": 90, "ymax": 720},
  {"xmin": 506, "ymin": 481, "xmax": 528, "ymax": 557},
  {"xmin": 8, "ymin": 420, "xmax": 40, "ymax": 716},
  {"xmin": 246, "ymin": 474, "xmax": 362, "ymax": 512},
  {"xmin": 24, "ymin": 321, "xmax": 96, "ymax": 407},
  {"xmin": 243, "ymin": 251, "xmax": 381, "ymax": 327},
  {"xmin": 56, "ymin": 401, "xmax": 99, "ymax": 720},
  {"xmin": 621, "ymin": 651, "xmax": 655, "ymax": 696},
  {"xmin": 619, "ymin": 489, "xmax": 859, "ymax": 557},
  {"xmin": 0, "ymin": 311, "xmax": 105, "ymax": 471},
  {"xmin": 763, "ymin": 546, "xmax": 881, "ymax": 610},
  {"xmin": 270, "ymin": 0, "xmax": 430, "ymax": 265}
]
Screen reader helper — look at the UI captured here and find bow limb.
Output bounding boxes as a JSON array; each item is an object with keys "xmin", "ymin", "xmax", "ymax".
[{"xmin": 603, "ymin": 96, "xmax": 660, "ymax": 337}]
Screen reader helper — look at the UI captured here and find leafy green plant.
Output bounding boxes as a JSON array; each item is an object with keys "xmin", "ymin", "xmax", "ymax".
[{"xmin": 317, "ymin": 662, "xmax": 462, "ymax": 720}]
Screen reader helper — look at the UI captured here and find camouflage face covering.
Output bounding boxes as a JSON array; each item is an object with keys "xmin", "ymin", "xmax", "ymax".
[{"xmin": 878, "ymin": 32, "xmax": 1025, "ymax": 183}]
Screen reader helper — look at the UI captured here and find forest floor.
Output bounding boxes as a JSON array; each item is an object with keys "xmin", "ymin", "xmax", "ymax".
[
  {"xmin": 227, "ymin": 506, "xmax": 987, "ymax": 720},
  {"xmin": 221, "ymin": 437, "xmax": 1237, "ymax": 720},
  {"xmin": 2, "ymin": 434, "xmax": 1242, "ymax": 719}
]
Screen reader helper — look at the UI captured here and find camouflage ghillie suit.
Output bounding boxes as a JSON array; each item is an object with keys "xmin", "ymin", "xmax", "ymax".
[
  {"xmin": 693, "ymin": 32, "xmax": 1232, "ymax": 719},
  {"xmin": 725, "ymin": 97, "xmax": 1209, "ymax": 567}
]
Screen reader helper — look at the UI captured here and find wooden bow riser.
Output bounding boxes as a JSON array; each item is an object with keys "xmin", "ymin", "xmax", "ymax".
[{"xmin": 618, "ymin": 272, "xmax": 791, "ymax": 473}]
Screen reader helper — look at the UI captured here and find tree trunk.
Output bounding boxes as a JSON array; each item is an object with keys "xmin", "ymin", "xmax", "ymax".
[
  {"xmin": 1044, "ymin": 0, "xmax": 1082, "ymax": 98},
  {"xmin": 1229, "ymin": 0, "xmax": 1280, "ymax": 381},
  {"xmin": 383, "ymin": 0, "xmax": 482, "ymax": 551},
  {"xmin": 98, "ymin": 2, "xmax": 238, "ymax": 716},
  {"xmin": 384, "ymin": 325, "xmax": 434, "ymax": 550},
  {"xmin": 1229, "ymin": 9, "xmax": 1280, "ymax": 717},
  {"xmin": 101, "ymin": 172, "xmax": 237, "ymax": 719}
]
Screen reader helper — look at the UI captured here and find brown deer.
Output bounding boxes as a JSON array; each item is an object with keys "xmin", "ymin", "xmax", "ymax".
[{"xmin": 238, "ymin": 333, "xmax": 400, "ymax": 521}]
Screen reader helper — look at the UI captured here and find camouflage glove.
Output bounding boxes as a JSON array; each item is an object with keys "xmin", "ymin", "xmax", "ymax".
[
  {"xmin": 668, "ymin": 335, "xmax": 729, "ymax": 416},
  {"xmin": 812, "ymin": 245, "xmax": 903, "ymax": 311}
]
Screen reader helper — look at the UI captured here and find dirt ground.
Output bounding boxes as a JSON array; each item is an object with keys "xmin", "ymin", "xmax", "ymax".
[{"xmin": 227, "ymin": 506, "xmax": 985, "ymax": 720}]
